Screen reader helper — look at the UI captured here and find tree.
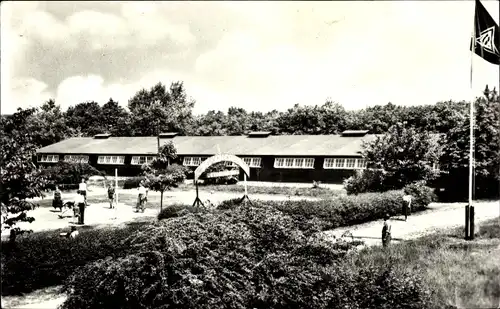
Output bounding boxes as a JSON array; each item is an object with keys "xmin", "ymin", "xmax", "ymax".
[
  {"xmin": 141, "ymin": 141, "xmax": 188, "ymax": 211},
  {"xmin": 27, "ymin": 99, "xmax": 76, "ymax": 147},
  {"xmin": 64, "ymin": 101, "xmax": 106, "ymax": 136},
  {"xmin": 101, "ymin": 98, "xmax": 130, "ymax": 136},
  {"xmin": 361, "ymin": 122, "xmax": 442, "ymax": 190},
  {"xmin": 1, "ymin": 108, "xmax": 47, "ymax": 243},
  {"xmin": 440, "ymin": 85, "xmax": 500, "ymax": 200},
  {"xmin": 128, "ymin": 82, "xmax": 195, "ymax": 136}
]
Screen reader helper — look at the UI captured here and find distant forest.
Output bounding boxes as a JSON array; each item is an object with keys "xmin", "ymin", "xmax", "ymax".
[{"xmin": 1, "ymin": 81, "xmax": 498, "ymax": 149}]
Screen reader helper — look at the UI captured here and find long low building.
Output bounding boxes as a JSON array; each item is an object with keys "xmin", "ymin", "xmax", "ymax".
[{"xmin": 36, "ymin": 130, "xmax": 381, "ymax": 183}]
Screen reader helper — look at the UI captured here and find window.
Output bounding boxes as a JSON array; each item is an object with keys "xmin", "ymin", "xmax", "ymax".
[
  {"xmin": 346, "ymin": 158, "xmax": 356, "ymax": 168},
  {"xmin": 131, "ymin": 156, "xmax": 155, "ymax": 165},
  {"xmin": 64, "ymin": 155, "xmax": 89, "ymax": 164},
  {"xmin": 357, "ymin": 159, "xmax": 367, "ymax": 169},
  {"xmin": 274, "ymin": 158, "xmax": 285, "ymax": 168},
  {"xmin": 432, "ymin": 163, "xmax": 440, "ymax": 172},
  {"xmin": 183, "ymin": 156, "xmax": 204, "ymax": 167},
  {"xmin": 274, "ymin": 157, "xmax": 315, "ymax": 169},
  {"xmin": 98, "ymin": 155, "xmax": 125, "ymax": 165},
  {"xmin": 324, "ymin": 158, "xmax": 367, "ymax": 169},
  {"xmin": 243, "ymin": 157, "xmax": 262, "ymax": 168},
  {"xmin": 39, "ymin": 154, "xmax": 59, "ymax": 163}
]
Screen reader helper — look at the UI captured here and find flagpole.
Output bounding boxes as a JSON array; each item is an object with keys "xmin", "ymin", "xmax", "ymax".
[{"xmin": 469, "ymin": 26, "xmax": 475, "ymax": 208}]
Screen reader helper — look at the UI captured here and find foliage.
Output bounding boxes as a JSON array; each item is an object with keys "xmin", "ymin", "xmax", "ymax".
[
  {"xmin": 265, "ymin": 188, "xmax": 434, "ymax": 230},
  {"xmin": 157, "ymin": 204, "xmax": 207, "ymax": 220},
  {"xmin": 142, "ymin": 141, "xmax": 188, "ymax": 210},
  {"xmin": 440, "ymin": 86, "xmax": 500, "ymax": 200},
  {"xmin": 122, "ymin": 177, "xmax": 146, "ymax": 189},
  {"xmin": 403, "ymin": 181, "xmax": 437, "ymax": 209},
  {"xmin": 61, "ymin": 204, "xmax": 438, "ymax": 309},
  {"xmin": 362, "ymin": 122, "xmax": 442, "ymax": 190},
  {"xmin": 1, "ymin": 108, "xmax": 48, "ymax": 243},
  {"xmin": 344, "ymin": 169, "xmax": 389, "ymax": 194},
  {"xmin": 39, "ymin": 162, "xmax": 104, "ymax": 188},
  {"xmin": 0, "ymin": 223, "xmax": 146, "ymax": 295}
]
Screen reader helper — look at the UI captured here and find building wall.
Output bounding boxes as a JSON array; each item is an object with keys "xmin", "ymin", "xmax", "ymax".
[{"xmin": 37, "ymin": 153, "xmax": 362, "ymax": 184}]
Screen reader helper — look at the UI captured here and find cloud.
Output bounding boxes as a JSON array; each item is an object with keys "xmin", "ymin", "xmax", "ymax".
[{"xmin": 1, "ymin": 78, "xmax": 52, "ymax": 114}]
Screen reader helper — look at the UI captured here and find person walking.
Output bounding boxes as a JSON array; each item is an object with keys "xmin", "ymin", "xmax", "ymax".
[
  {"xmin": 402, "ymin": 195, "xmax": 412, "ymax": 222},
  {"xmin": 107, "ymin": 184, "xmax": 116, "ymax": 209},
  {"xmin": 136, "ymin": 181, "xmax": 148, "ymax": 213},
  {"xmin": 52, "ymin": 185, "xmax": 63, "ymax": 211},
  {"xmin": 75, "ymin": 192, "xmax": 86, "ymax": 225},
  {"xmin": 78, "ymin": 178, "xmax": 91, "ymax": 206},
  {"xmin": 382, "ymin": 214, "xmax": 392, "ymax": 247}
]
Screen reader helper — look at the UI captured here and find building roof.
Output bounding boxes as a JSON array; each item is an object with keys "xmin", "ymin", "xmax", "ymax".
[{"xmin": 37, "ymin": 134, "xmax": 382, "ymax": 157}]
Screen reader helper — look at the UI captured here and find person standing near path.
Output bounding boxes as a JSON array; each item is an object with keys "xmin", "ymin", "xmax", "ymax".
[
  {"xmin": 136, "ymin": 181, "xmax": 148, "ymax": 213},
  {"xmin": 52, "ymin": 185, "xmax": 63, "ymax": 211},
  {"xmin": 402, "ymin": 195, "xmax": 412, "ymax": 222},
  {"xmin": 78, "ymin": 178, "xmax": 91, "ymax": 206},
  {"xmin": 75, "ymin": 192, "xmax": 86, "ymax": 225},
  {"xmin": 382, "ymin": 214, "xmax": 392, "ymax": 247},
  {"xmin": 107, "ymin": 184, "xmax": 116, "ymax": 209}
]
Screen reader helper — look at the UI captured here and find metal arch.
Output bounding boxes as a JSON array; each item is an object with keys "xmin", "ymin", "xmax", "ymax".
[{"xmin": 193, "ymin": 154, "xmax": 250, "ymax": 183}]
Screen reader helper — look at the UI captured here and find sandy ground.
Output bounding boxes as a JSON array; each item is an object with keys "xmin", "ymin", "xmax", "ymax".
[
  {"xmin": 2, "ymin": 192, "xmax": 499, "ymax": 308},
  {"xmin": 2, "ymin": 188, "xmax": 319, "ymax": 237},
  {"xmin": 325, "ymin": 200, "xmax": 500, "ymax": 246}
]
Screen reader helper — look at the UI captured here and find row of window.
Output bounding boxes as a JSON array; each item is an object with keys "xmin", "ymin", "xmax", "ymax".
[
  {"xmin": 38, "ymin": 154, "xmax": 440, "ymax": 171},
  {"xmin": 39, "ymin": 155, "xmax": 154, "ymax": 165}
]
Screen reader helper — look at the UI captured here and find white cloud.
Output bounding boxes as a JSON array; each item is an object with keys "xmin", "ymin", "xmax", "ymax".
[{"xmin": 1, "ymin": 78, "xmax": 52, "ymax": 114}]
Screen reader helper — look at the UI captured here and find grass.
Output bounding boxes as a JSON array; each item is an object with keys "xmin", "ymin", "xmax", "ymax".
[
  {"xmin": 345, "ymin": 217, "xmax": 500, "ymax": 309},
  {"xmin": 177, "ymin": 183, "xmax": 343, "ymax": 198}
]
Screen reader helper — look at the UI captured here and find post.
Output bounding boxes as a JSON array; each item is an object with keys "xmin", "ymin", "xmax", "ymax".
[
  {"xmin": 470, "ymin": 206, "xmax": 475, "ymax": 240},
  {"xmin": 465, "ymin": 205, "xmax": 470, "ymax": 239},
  {"xmin": 114, "ymin": 168, "xmax": 118, "ymax": 219},
  {"xmin": 244, "ymin": 173, "xmax": 248, "ymax": 205}
]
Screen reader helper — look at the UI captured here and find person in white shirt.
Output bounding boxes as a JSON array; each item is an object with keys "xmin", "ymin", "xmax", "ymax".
[
  {"xmin": 75, "ymin": 192, "xmax": 86, "ymax": 225},
  {"xmin": 78, "ymin": 178, "xmax": 91, "ymax": 206},
  {"xmin": 136, "ymin": 182, "xmax": 148, "ymax": 213}
]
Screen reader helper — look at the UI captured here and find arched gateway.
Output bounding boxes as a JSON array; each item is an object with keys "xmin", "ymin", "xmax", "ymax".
[{"xmin": 193, "ymin": 154, "xmax": 251, "ymax": 207}]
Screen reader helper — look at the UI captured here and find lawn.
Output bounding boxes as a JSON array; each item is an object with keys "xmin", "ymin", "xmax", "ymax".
[{"xmin": 344, "ymin": 217, "xmax": 500, "ymax": 309}]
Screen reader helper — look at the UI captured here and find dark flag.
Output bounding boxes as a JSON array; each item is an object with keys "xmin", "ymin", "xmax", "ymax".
[{"xmin": 470, "ymin": 0, "xmax": 500, "ymax": 65}]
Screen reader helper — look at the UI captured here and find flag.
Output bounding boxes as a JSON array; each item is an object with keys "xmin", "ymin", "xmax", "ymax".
[{"xmin": 470, "ymin": 0, "xmax": 500, "ymax": 65}]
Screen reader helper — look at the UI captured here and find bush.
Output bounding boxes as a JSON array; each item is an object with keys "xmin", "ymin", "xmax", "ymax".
[
  {"xmin": 122, "ymin": 176, "xmax": 145, "ymax": 189},
  {"xmin": 263, "ymin": 188, "xmax": 434, "ymax": 230},
  {"xmin": 344, "ymin": 169, "xmax": 390, "ymax": 195},
  {"xmin": 0, "ymin": 223, "xmax": 145, "ymax": 296},
  {"xmin": 61, "ymin": 205, "xmax": 439, "ymax": 309},
  {"xmin": 40, "ymin": 162, "xmax": 104, "ymax": 189},
  {"xmin": 403, "ymin": 181, "xmax": 437, "ymax": 210},
  {"xmin": 157, "ymin": 204, "xmax": 207, "ymax": 220}
]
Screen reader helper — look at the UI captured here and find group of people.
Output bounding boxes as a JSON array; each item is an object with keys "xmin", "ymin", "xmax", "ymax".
[{"xmin": 52, "ymin": 178, "xmax": 149, "ymax": 225}]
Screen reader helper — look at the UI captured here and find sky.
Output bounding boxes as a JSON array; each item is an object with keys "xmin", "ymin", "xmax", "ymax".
[{"xmin": 1, "ymin": 1, "xmax": 499, "ymax": 115}]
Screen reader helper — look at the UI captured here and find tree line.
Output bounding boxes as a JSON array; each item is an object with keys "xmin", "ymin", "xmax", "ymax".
[{"xmin": 2, "ymin": 81, "xmax": 492, "ymax": 148}]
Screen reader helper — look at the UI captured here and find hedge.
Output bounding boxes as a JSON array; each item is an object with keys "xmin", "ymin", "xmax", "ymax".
[
  {"xmin": 0, "ymin": 223, "xmax": 146, "ymax": 296},
  {"xmin": 60, "ymin": 205, "xmax": 441, "ymax": 309},
  {"xmin": 246, "ymin": 186, "xmax": 436, "ymax": 230}
]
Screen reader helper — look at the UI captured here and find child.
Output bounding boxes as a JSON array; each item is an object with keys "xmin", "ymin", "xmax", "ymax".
[
  {"xmin": 75, "ymin": 192, "xmax": 86, "ymax": 225},
  {"xmin": 402, "ymin": 195, "xmax": 412, "ymax": 221},
  {"xmin": 107, "ymin": 184, "xmax": 116, "ymax": 209},
  {"xmin": 78, "ymin": 178, "xmax": 91, "ymax": 206},
  {"xmin": 382, "ymin": 214, "xmax": 392, "ymax": 247},
  {"xmin": 52, "ymin": 185, "xmax": 63, "ymax": 211}
]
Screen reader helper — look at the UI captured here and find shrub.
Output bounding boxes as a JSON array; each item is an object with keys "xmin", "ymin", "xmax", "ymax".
[
  {"xmin": 157, "ymin": 204, "xmax": 207, "ymax": 220},
  {"xmin": 122, "ymin": 176, "xmax": 145, "ymax": 189},
  {"xmin": 61, "ymin": 205, "xmax": 439, "ymax": 309},
  {"xmin": 0, "ymin": 223, "xmax": 145, "ymax": 296},
  {"xmin": 403, "ymin": 181, "xmax": 437, "ymax": 210},
  {"xmin": 264, "ymin": 188, "xmax": 434, "ymax": 230},
  {"xmin": 39, "ymin": 162, "xmax": 104, "ymax": 189},
  {"xmin": 344, "ymin": 169, "xmax": 390, "ymax": 195}
]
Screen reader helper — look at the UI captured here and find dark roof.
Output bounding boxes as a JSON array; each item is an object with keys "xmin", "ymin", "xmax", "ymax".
[{"xmin": 37, "ymin": 134, "xmax": 381, "ymax": 157}]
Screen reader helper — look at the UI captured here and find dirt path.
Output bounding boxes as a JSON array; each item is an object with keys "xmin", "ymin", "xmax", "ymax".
[{"xmin": 324, "ymin": 200, "xmax": 500, "ymax": 246}]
